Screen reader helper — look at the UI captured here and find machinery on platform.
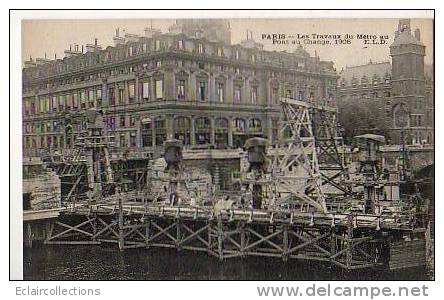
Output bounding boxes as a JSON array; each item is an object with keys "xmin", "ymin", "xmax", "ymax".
[
  {"xmin": 233, "ymin": 98, "xmax": 350, "ymax": 213},
  {"xmin": 23, "ymin": 96, "xmax": 431, "ymax": 272}
]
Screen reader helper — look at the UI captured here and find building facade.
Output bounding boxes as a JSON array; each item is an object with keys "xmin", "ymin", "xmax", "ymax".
[
  {"xmin": 22, "ymin": 20, "xmax": 338, "ymax": 157},
  {"xmin": 337, "ymin": 19, "xmax": 434, "ymax": 145}
]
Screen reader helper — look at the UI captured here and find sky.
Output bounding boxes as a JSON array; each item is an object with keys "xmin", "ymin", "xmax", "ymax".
[{"xmin": 21, "ymin": 18, "xmax": 433, "ymax": 71}]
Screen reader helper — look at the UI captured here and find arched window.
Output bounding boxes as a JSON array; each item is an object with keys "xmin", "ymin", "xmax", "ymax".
[
  {"xmin": 173, "ymin": 116, "xmax": 191, "ymax": 145},
  {"xmin": 232, "ymin": 118, "xmax": 246, "ymax": 132},
  {"xmin": 248, "ymin": 118, "xmax": 262, "ymax": 132},
  {"xmin": 154, "ymin": 117, "xmax": 166, "ymax": 146},
  {"xmin": 232, "ymin": 118, "xmax": 246, "ymax": 148},
  {"xmin": 194, "ymin": 117, "xmax": 211, "ymax": 145},
  {"xmin": 215, "ymin": 117, "xmax": 229, "ymax": 148}
]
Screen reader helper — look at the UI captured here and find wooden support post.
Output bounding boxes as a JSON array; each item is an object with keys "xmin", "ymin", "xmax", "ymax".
[
  {"xmin": 25, "ymin": 223, "xmax": 33, "ymax": 248},
  {"xmin": 145, "ymin": 220, "xmax": 150, "ymax": 248},
  {"xmin": 330, "ymin": 229, "xmax": 337, "ymax": 257},
  {"xmin": 240, "ymin": 221, "xmax": 246, "ymax": 257},
  {"xmin": 207, "ymin": 221, "xmax": 213, "ymax": 256},
  {"xmin": 45, "ymin": 221, "xmax": 51, "ymax": 242},
  {"xmin": 283, "ymin": 225, "xmax": 289, "ymax": 262},
  {"xmin": 176, "ymin": 219, "xmax": 182, "ymax": 251},
  {"xmin": 92, "ymin": 215, "xmax": 97, "ymax": 242},
  {"xmin": 45, "ymin": 221, "xmax": 54, "ymax": 243},
  {"xmin": 346, "ymin": 215, "xmax": 354, "ymax": 268},
  {"xmin": 118, "ymin": 197, "xmax": 124, "ymax": 251},
  {"xmin": 217, "ymin": 218, "xmax": 224, "ymax": 261}
]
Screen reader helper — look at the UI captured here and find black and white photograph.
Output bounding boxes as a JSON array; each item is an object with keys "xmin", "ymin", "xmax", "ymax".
[{"xmin": 9, "ymin": 9, "xmax": 435, "ymax": 291}]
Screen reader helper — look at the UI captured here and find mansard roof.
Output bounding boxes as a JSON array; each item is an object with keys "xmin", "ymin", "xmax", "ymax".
[{"xmin": 339, "ymin": 62, "xmax": 391, "ymax": 83}]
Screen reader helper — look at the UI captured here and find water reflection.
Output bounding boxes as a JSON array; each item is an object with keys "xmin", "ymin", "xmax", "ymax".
[{"xmin": 24, "ymin": 245, "xmax": 429, "ymax": 280}]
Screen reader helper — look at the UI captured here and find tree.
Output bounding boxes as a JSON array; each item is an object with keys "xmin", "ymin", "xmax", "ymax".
[{"xmin": 337, "ymin": 98, "xmax": 390, "ymax": 145}]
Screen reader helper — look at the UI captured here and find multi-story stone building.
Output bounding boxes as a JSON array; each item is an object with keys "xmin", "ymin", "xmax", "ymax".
[
  {"xmin": 338, "ymin": 19, "xmax": 434, "ymax": 145},
  {"xmin": 22, "ymin": 19, "xmax": 338, "ymax": 156}
]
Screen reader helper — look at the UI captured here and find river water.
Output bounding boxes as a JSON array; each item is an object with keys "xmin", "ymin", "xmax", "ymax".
[{"xmin": 23, "ymin": 245, "xmax": 430, "ymax": 280}]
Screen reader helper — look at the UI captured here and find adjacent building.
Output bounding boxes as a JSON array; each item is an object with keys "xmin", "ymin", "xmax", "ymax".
[
  {"xmin": 22, "ymin": 19, "xmax": 338, "ymax": 157},
  {"xmin": 338, "ymin": 19, "xmax": 434, "ymax": 145}
]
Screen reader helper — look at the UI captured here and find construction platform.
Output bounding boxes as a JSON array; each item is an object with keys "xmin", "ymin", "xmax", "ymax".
[{"xmin": 22, "ymin": 197, "xmax": 425, "ymax": 271}]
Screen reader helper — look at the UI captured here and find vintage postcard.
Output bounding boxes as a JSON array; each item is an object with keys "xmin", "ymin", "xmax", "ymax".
[{"xmin": 12, "ymin": 10, "xmax": 434, "ymax": 287}]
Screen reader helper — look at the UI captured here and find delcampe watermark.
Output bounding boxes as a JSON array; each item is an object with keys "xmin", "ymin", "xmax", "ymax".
[{"xmin": 256, "ymin": 284, "xmax": 430, "ymax": 298}]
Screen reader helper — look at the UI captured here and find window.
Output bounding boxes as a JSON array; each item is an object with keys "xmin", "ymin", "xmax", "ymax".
[
  {"xmin": 233, "ymin": 118, "xmax": 246, "ymax": 132},
  {"xmin": 309, "ymin": 91, "xmax": 315, "ymax": 101},
  {"xmin": 109, "ymin": 87, "xmax": 115, "ymax": 106},
  {"xmin": 88, "ymin": 90, "xmax": 95, "ymax": 107},
  {"xmin": 217, "ymin": 82, "xmax": 224, "ymax": 102},
  {"xmin": 142, "ymin": 82, "xmax": 150, "ymax": 100},
  {"xmin": 155, "ymin": 80, "xmax": 163, "ymax": 99},
  {"xmin": 155, "ymin": 118, "xmax": 166, "ymax": 146},
  {"xmin": 198, "ymin": 81, "xmax": 206, "ymax": 101},
  {"xmin": 156, "ymin": 61, "xmax": 162, "ymax": 68},
  {"xmin": 128, "ymin": 46, "xmax": 133, "ymax": 56},
  {"xmin": 38, "ymin": 97, "xmax": 43, "ymax": 114},
  {"xmin": 177, "ymin": 80, "xmax": 186, "ymax": 100},
  {"xmin": 73, "ymin": 93, "xmax": 79, "ymax": 109},
  {"xmin": 217, "ymin": 47, "xmax": 223, "ymax": 57},
  {"xmin": 108, "ymin": 117, "xmax": 116, "ymax": 130},
  {"xmin": 50, "ymin": 96, "xmax": 56, "ymax": 112},
  {"xmin": 177, "ymin": 40, "xmax": 184, "ymax": 50},
  {"xmin": 128, "ymin": 83, "xmax": 135, "ymax": 103},
  {"xmin": 194, "ymin": 117, "xmax": 211, "ymax": 145},
  {"xmin": 120, "ymin": 134, "xmax": 127, "ymax": 148},
  {"xmin": 96, "ymin": 89, "xmax": 102, "ymax": 106},
  {"xmin": 155, "ymin": 40, "xmax": 161, "ymax": 51},
  {"xmin": 286, "ymin": 90, "xmax": 292, "ymax": 99},
  {"xmin": 66, "ymin": 94, "xmax": 72, "ymax": 110},
  {"xmin": 249, "ymin": 118, "xmax": 262, "ymax": 132},
  {"xmin": 118, "ymin": 89, "xmax": 124, "ymax": 105},
  {"xmin": 80, "ymin": 91, "xmax": 86, "ymax": 108},
  {"xmin": 235, "ymin": 50, "xmax": 240, "ymax": 60},
  {"xmin": 298, "ymin": 90, "xmax": 305, "ymax": 101},
  {"xmin": 130, "ymin": 116, "xmax": 136, "ymax": 127},
  {"xmin": 130, "ymin": 133, "xmax": 137, "ymax": 147},
  {"xmin": 141, "ymin": 119, "xmax": 153, "ymax": 147},
  {"xmin": 198, "ymin": 43, "xmax": 204, "ymax": 54},
  {"xmin": 251, "ymin": 54, "xmax": 256, "ymax": 63},
  {"xmin": 142, "ymin": 43, "xmax": 147, "ymax": 52},
  {"xmin": 251, "ymin": 87, "xmax": 258, "ymax": 104},
  {"xmin": 272, "ymin": 87, "xmax": 279, "ymax": 104},
  {"xmin": 120, "ymin": 116, "xmax": 126, "ymax": 127},
  {"xmin": 59, "ymin": 95, "xmax": 65, "ymax": 111},
  {"xmin": 30, "ymin": 99, "xmax": 36, "ymax": 115},
  {"xmin": 234, "ymin": 86, "xmax": 242, "ymax": 102}
]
